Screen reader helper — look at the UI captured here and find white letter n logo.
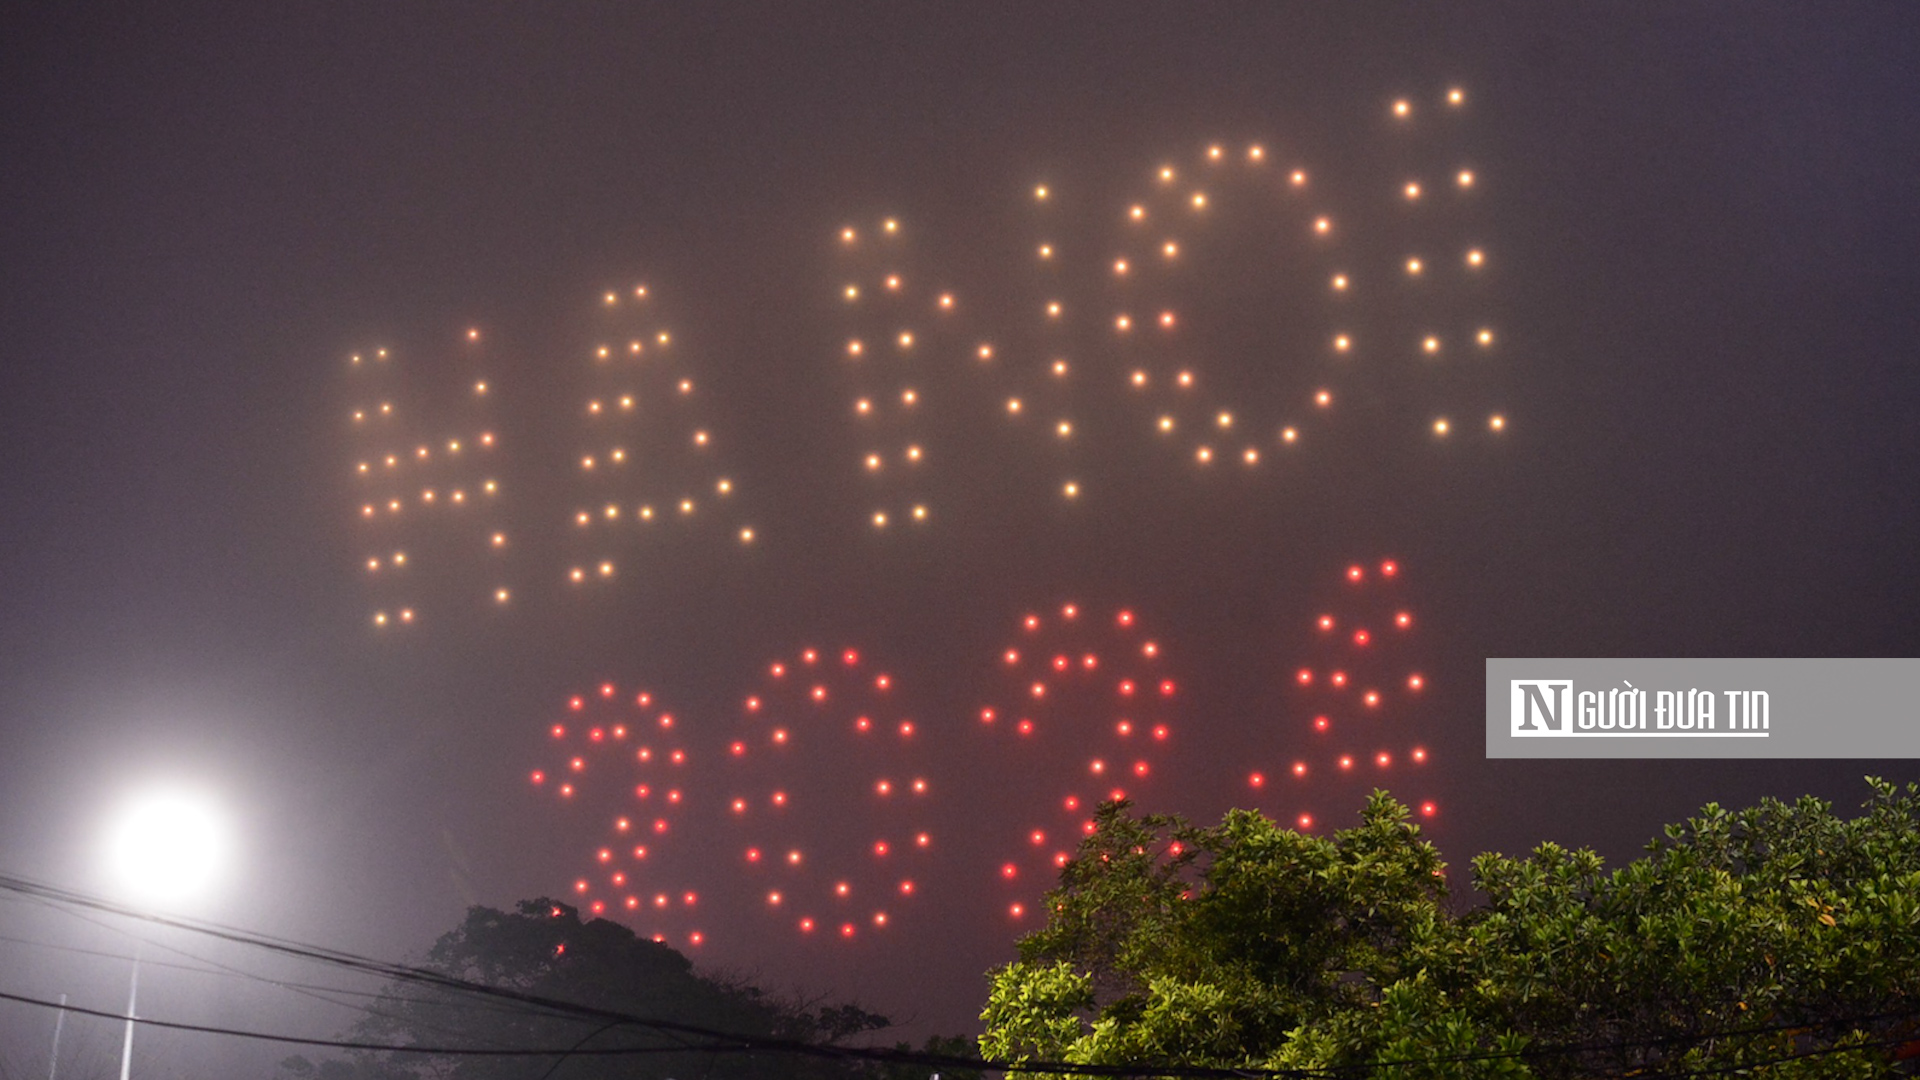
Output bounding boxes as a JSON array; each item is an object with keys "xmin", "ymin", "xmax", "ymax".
[{"xmin": 1511, "ymin": 680, "xmax": 1572, "ymax": 735}]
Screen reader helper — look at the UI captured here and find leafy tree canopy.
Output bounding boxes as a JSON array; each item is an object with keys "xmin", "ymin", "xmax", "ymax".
[
  {"xmin": 982, "ymin": 781, "xmax": 1920, "ymax": 1078},
  {"xmin": 280, "ymin": 899, "xmax": 974, "ymax": 1080}
]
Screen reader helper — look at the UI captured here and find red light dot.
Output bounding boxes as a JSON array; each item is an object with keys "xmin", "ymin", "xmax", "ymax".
[
  {"xmin": 1331, "ymin": 672, "xmax": 1348, "ymax": 688},
  {"xmin": 1116, "ymin": 610, "xmax": 1134, "ymax": 626},
  {"xmin": 635, "ymin": 692, "xmax": 651, "ymax": 707},
  {"xmin": 788, "ymin": 850, "xmax": 803, "ymax": 864},
  {"xmin": 1377, "ymin": 753, "xmax": 1392, "ymax": 767},
  {"xmin": 574, "ymin": 880, "xmax": 588, "ymax": 893},
  {"xmin": 835, "ymin": 881, "xmax": 850, "ymax": 897},
  {"xmin": 1318, "ymin": 615, "xmax": 1334, "ymax": 631},
  {"xmin": 1116, "ymin": 720, "xmax": 1132, "ymax": 736},
  {"xmin": 980, "ymin": 707, "xmax": 997, "ymax": 724},
  {"xmin": 1152, "ymin": 725, "xmax": 1169, "ymax": 740},
  {"xmin": 632, "ymin": 846, "xmax": 647, "ymax": 859},
  {"xmin": 624, "ymin": 896, "xmax": 638, "ymax": 910},
  {"xmin": 1118, "ymin": 680, "xmax": 1135, "ymax": 696},
  {"xmin": 614, "ymin": 818, "xmax": 630, "ymax": 832},
  {"xmin": 840, "ymin": 923, "xmax": 855, "ymax": 938},
  {"xmin": 772, "ymin": 729, "xmax": 788, "ymax": 744},
  {"xmin": 1364, "ymin": 692, "xmax": 1380, "ymax": 707},
  {"xmin": 1052, "ymin": 655, "xmax": 1069, "ymax": 671},
  {"xmin": 873, "ymin": 841, "xmax": 889, "ymax": 857},
  {"xmin": 1408, "ymin": 674, "xmax": 1425, "ymax": 691},
  {"xmin": 1082, "ymin": 820, "xmax": 1097, "ymax": 835},
  {"xmin": 670, "ymin": 750, "xmax": 685, "ymax": 765},
  {"xmin": 1001, "ymin": 863, "xmax": 1018, "ymax": 879},
  {"xmin": 569, "ymin": 757, "xmax": 585, "ymax": 772},
  {"xmin": 1063, "ymin": 795, "xmax": 1080, "ymax": 811},
  {"xmin": 590, "ymin": 901, "xmax": 604, "ymax": 915},
  {"xmin": 1313, "ymin": 715, "xmax": 1330, "ymax": 732},
  {"xmin": 1054, "ymin": 852, "xmax": 1070, "ymax": 867},
  {"xmin": 530, "ymin": 771, "xmax": 545, "ymax": 784},
  {"xmin": 559, "ymin": 784, "xmax": 573, "ymax": 797},
  {"xmin": 569, "ymin": 697, "xmax": 584, "ymax": 711},
  {"xmin": 550, "ymin": 725, "xmax": 566, "ymax": 739},
  {"xmin": 1009, "ymin": 903, "xmax": 1025, "ymax": 919},
  {"xmin": 1023, "ymin": 615, "xmax": 1039, "ymax": 631},
  {"xmin": 1029, "ymin": 829, "xmax": 1046, "ymax": 845},
  {"xmin": 876, "ymin": 780, "xmax": 892, "ymax": 796},
  {"xmin": 1380, "ymin": 560, "xmax": 1399, "ymax": 577},
  {"xmin": 898, "ymin": 721, "xmax": 914, "ymax": 737},
  {"xmin": 596, "ymin": 848, "xmax": 612, "ymax": 863},
  {"xmin": 1421, "ymin": 802, "xmax": 1437, "ymax": 817},
  {"xmin": 1089, "ymin": 759, "xmax": 1105, "ymax": 774},
  {"xmin": 683, "ymin": 892, "xmax": 697, "ymax": 906},
  {"xmin": 634, "ymin": 784, "xmax": 650, "ymax": 798},
  {"xmin": 915, "ymin": 832, "xmax": 930, "ymax": 847},
  {"xmin": 770, "ymin": 663, "xmax": 785, "ymax": 678},
  {"xmin": 659, "ymin": 714, "xmax": 674, "ymax": 729},
  {"xmin": 600, "ymin": 683, "xmax": 616, "ymax": 698},
  {"xmin": 1159, "ymin": 679, "xmax": 1175, "ymax": 696},
  {"xmin": 1133, "ymin": 761, "xmax": 1149, "ymax": 777},
  {"xmin": 688, "ymin": 932, "xmax": 703, "ymax": 946},
  {"xmin": 1297, "ymin": 814, "xmax": 1314, "ymax": 830},
  {"xmin": 1353, "ymin": 629, "xmax": 1371, "ymax": 646},
  {"xmin": 875, "ymin": 674, "xmax": 891, "ymax": 690},
  {"xmin": 811, "ymin": 685, "xmax": 827, "ymax": 702},
  {"xmin": 1346, "ymin": 565, "xmax": 1364, "ymax": 582},
  {"xmin": 1292, "ymin": 762, "xmax": 1307, "ymax": 777},
  {"xmin": 799, "ymin": 918, "xmax": 814, "ymax": 933},
  {"xmin": 731, "ymin": 799, "xmax": 746, "ymax": 814},
  {"xmin": 745, "ymin": 697, "xmax": 761, "ymax": 712},
  {"xmin": 772, "ymin": 791, "xmax": 787, "ymax": 806},
  {"xmin": 746, "ymin": 848, "xmax": 761, "ymax": 862},
  {"xmin": 730, "ymin": 741, "xmax": 746, "ymax": 756},
  {"xmin": 653, "ymin": 819, "xmax": 668, "ymax": 833},
  {"xmin": 912, "ymin": 778, "xmax": 927, "ymax": 793},
  {"xmin": 1017, "ymin": 719, "xmax": 1034, "ymax": 735},
  {"xmin": 1395, "ymin": 611, "xmax": 1413, "ymax": 629},
  {"xmin": 855, "ymin": 715, "xmax": 872, "ymax": 732},
  {"xmin": 1339, "ymin": 756, "xmax": 1353, "ymax": 770},
  {"xmin": 588, "ymin": 728, "xmax": 604, "ymax": 742},
  {"xmin": 1249, "ymin": 772, "xmax": 1266, "ymax": 788},
  {"xmin": 1297, "ymin": 669, "xmax": 1313, "ymax": 685},
  {"xmin": 1061, "ymin": 604, "xmax": 1078, "ymax": 619},
  {"xmin": 1412, "ymin": 747, "xmax": 1428, "ymax": 762},
  {"xmin": 802, "ymin": 649, "xmax": 817, "ymax": 665},
  {"xmin": 842, "ymin": 649, "xmax": 859, "ymax": 665},
  {"xmin": 1030, "ymin": 682, "xmax": 1046, "ymax": 698},
  {"xmin": 899, "ymin": 880, "xmax": 915, "ymax": 895},
  {"xmin": 667, "ymin": 788, "xmax": 681, "ymax": 802}
]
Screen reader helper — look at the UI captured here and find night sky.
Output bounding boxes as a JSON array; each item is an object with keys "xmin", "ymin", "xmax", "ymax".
[{"xmin": 3, "ymin": 4, "xmax": 1919, "ymax": 1074}]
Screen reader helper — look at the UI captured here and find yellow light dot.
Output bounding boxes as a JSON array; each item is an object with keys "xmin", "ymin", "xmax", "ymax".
[
  {"xmin": 1062, "ymin": 481, "xmax": 1079, "ymax": 499},
  {"xmin": 1314, "ymin": 217, "xmax": 1331, "ymax": 234},
  {"xmin": 977, "ymin": 343, "xmax": 995, "ymax": 361},
  {"xmin": 398, "ymin": 609, "xmax": 414, "ymax": 623},
  {"xmin": 1115, "ymin": 314, "xmax": 1132, "ymax": 332},
  {"xmin": 1046, "ymin": 301, "xmax": 1062, "ymax": 318},
  {"xmin": 373, "ymin": 612, "xmax": 388, "ymax": 626},
  {"xmin": 474, "ymin": 381, "xmax": 488, "ymax": 395},
  {"xmin": 356, "ymin": 462, "xmax": 369, "ymax": 474},
  {"xmin": 1162, "ymin": 241, "xmax": 1178, "ymax": 259},
  {"xmin": 1315, "ymin": 390, "xmax": 1332, "ymax": 407},
  {"xmin": 883, "ymin": 218, "xmax": 898, "ymax": 233},
  {"xmin": 865, "ymin": 454, "xmax": 882, "ymax": 472},
  {"xmin": 1113, "ymin": 259, "xmax": 1129, "ymax": 275},
  {"xmin": 1006, "ymin": 398, "xmax": 1022, "ymax": 415},
  {"xmin": 855, "ymin": 398, "xmax": 872, "ymax": 414},
  {"xmin": 1281, "ymin": 427, "xmax": 1298, "ymax": 443},
  {"xmin": 1423, "ymin": 336, "xmax": 1441, "ymax": 354},
  {"xmin": 599, "ymin": 561, "xmax": 615, "ymax": 577},
  {"xmin": 1157, "ymin": 415, "xmax": 1175, "ymax": 433},
  {"xmin": 1478, "ymin": 328, "xmax": 1495, "ymax": 346},
  {"xmin": 1038, "ymin": 244, "xmax": 1053, "ymax": 259},
  {"xmin": 483, "ymin": 480, "xmax": 497, "ymax": 493},
  {"xmin": 1405, "ymin": 181, "xmax": 1422, "ymax": 200},
  {"xmin": 678, "ymin": 379, "xmax": 692, "ymax": 394},
  {"xmin": 491, "ymin": 533, "xmax": 506, "ymax": 547},
  {"xmin": 495, "ymin": 588, "xmax": 510, "ymax": 603},
  {"xmin": 1489, "ymin": 414, "xmax": 1506, "ymax": 431},
  {"xmin": 1291, "ymin": 170, "xmax": 1307, "ymax": 187},
  {"xmin": 1216, "ymin": 411, "xmax": 1233, "ymax": 429},
  {"xmin": 1051, "ymin": 359, "xmax": 1069, "ymax": 378},
  {"xmin": 634, "ymin": 285, "xmax": 647, "ymax": 298},
  {"xmin": 366, "ymin": 558, "xmax": 380, "ymax": 571},
  {"xmin": 1433, "ymin": 418, "xmax": 1451, "ymax": 436},
  {"xmin": 466, "ymin": 329, "xmax": 480, "ymax": 341},
  {"xmin": 1195, "ymin": 446, "xmax": 1212, "ymax": 464},
  {"xmin": 1207, "ymin": 144, "xmax": 1223, "ymax": 161},
  {"xmin": 1191, "ymin": 192, "xmax": 1207, "ymax": 209},
  {"xmin": 1447, "ymin": 87, "xmax": 1465, "ymax": 106},
  {"xmin": 679, "ymin": 499, "xmax": 694, "ymax": 515},
  {"xmin": 1128, "ymin": 205, "xmax": 1145, "ymax": 221},
  {"xmin": 1406, "ymin": 257, "xmax": 1424, "ymax": 275},
  {"xmin": 582, "ymin": 456, "xmax": 596, "ymax": 470},
  {"xmin": 904, "ymin": 444, "xmax": 922, "ymax": 462},
  {"xmin": 1331, "ymin": 274, "xmax": 1348, "ymax": 291},
  {"xmin": 693, "ymin": 431, "xmax": 709, "ymax": 447},
  {"xmin": 1159, "ymin": 165, "xmax": 1175, "ymax": 183},
  {"xmin": 1393, "ymin": 99, "xmax": 1411, "ymax": 118},
  {"xmin": 619, "ymin": 395, "xmax": 633, "ymax": 410},
  {"xmin": 901, "ymin": 388, "xmax": 917, "ymax": 406},
  {"xmin": 448, "ymin": 440, "xmax": 461, "ymax": 453},
  {"xmin": 739, "ymin": 527, "xmax": 755, "ymax": 543},
  {"xmin": 872, "ymin": 511, "xmax": 888, "ymax": 529},
  {"xmin": 844, "ymin": 284, "xmax": 859, "ymax": 301},
  {"xmin": 596, "ymin": 346, "xmax": 609, "ymax": 359},
  {"xmin": 1248, "ymin": 144, "xmax": 1264, "ymax": 161},
  {"xmin": 351, "ymin": 411, "xmax": 364, "ymax": 423},
  {"xmin": 639, "ymin": 505, "xmax": 654, "ymax": 520},
  {"xmin": 420, "ymin": 490, "xmax": 435, "ymax": 504},
  {"xmin": 1130, "ymin": 370, "xmax": 1148, "ymax": 387},
  {"xmin": 1466, "ymin": 249, "xmax": 1484, "ymax": 267},
  {"xmin": 841, "ymin": 227, "xmax": 857, "ymax": 244},
  {"xmin": 1034, "ymin": 185, "xmax": 1049, "ymax": 201},
  {"xmin": 911, "ymin": 505, "xmax": 927, "ymax": 521},
  {"xmin": 1056, "ymin": 420, "xmax": 1072, "ymax": 439},
  {"xmin": 1176, "ymin": 370, "xmax": 1193, "ymax": 388},
  {"xmin": 938, "ymin": 293, "xmax": 954, "ymax": 309},
  {"xmin": 847, "ymin": 339, "xmax": 864, "ymax": 356},
  {"xmin": 1458, "ymin": 169, "xmax": 1475, "ymax": 188},
  {"xmin": 379, "ymin": 402, "xmax": 391, "ymax": 415},
  {"xmin": 885, "ymin": 275, "xmax": 901, "ymax": 291},
  {"xmin": 604, "ymin": 292, "xmax": 618, "ymax": 305},
  {"xmin": 576, "ymin": 511, "xmax": 591, "ymax": 526},
  {"xmin": 1243, "ymin": 447, "xmax": 1259, "ymax": 464},
  {"xmin": 657, "ymin": 332, "xmax": 670, "ymax": 346},
  {"xmin": 605, "ymin": 504, "xmax": 620, "ymax": 519},
  {"xmin": 588, "ymin": 400, "xmax": 603, "ymax": 414},
  {"xmin": 717, "ymin": 478, "xmax": 732, "ymax": 495},
  {"xmin": 898, "ymin": 331, "xmax": 915, "ymax": 350}
]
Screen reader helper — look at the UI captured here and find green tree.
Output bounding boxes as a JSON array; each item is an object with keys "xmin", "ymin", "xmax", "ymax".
[
  {"xmin": 280, "ymin": 899, "xmax": 971, "ymax": 1080},
  {"xmin": 982, "ymin": 782, "xmax": 1920, "ymax": 1078}
]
